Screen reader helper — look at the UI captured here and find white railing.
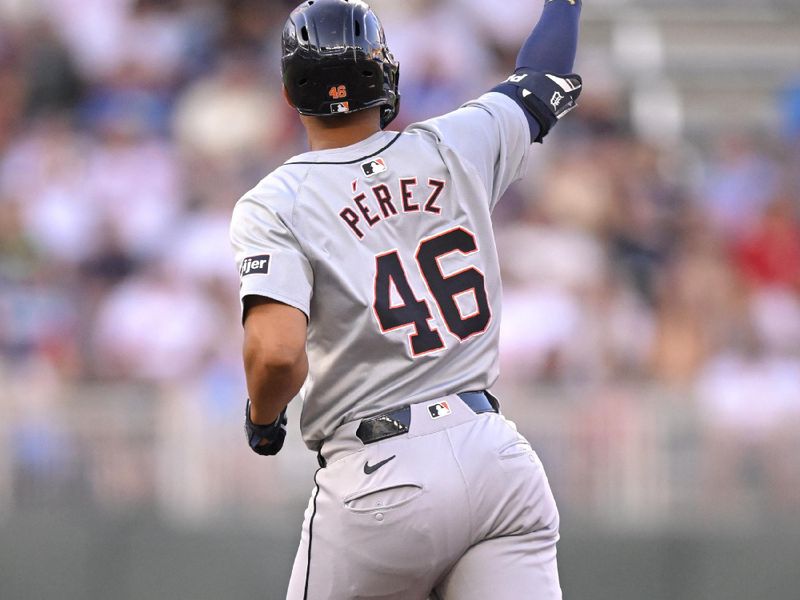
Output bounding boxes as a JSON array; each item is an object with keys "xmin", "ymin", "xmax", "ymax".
[{"xmin": 1, "ymin": 382, "xmax": 798, "ymax": 529}]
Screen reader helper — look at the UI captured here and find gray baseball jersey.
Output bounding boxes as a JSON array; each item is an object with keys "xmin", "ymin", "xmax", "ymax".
[{"xmin": 230, "ymin": 92, "xmax": 531, "ymax": 451}]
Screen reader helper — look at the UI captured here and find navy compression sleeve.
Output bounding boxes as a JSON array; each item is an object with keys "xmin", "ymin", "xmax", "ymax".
[{"xmin": 493, "ymin": 0, "xmax": 582, "ymax": 141}]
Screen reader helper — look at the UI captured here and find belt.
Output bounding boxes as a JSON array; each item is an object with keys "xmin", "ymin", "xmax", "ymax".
[{"xmin": 355, "ymin": 391, "xmax": 499, "ymax": 446}]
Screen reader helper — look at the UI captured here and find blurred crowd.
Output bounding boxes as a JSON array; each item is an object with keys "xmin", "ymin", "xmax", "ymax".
[{"xmin": 1, "ymin": 0, "xmax": 799, "ymax": 520}]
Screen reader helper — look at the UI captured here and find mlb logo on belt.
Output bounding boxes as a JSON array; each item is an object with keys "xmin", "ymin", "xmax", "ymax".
[
  {"xmin": 362, "ymin": 157, "xmax": 387, "ymax": 177},
  {"xmin": 428, "ymin": 401, "xmax": 452, "ymax": 420}
]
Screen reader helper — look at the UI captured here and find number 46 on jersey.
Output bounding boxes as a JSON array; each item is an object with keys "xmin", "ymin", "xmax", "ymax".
[{"xmin": 373, "ymin": 227, "xmax": 491, "ymax": 357}]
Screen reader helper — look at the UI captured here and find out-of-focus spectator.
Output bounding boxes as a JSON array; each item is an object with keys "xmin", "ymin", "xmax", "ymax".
[
  {"xmin": 0, "ymin": 47, "xmax": 26, "ymax": 152},
  {"xmin": 173, "ymin": 53, "xmax": 285, "ymax": 163},
  {"xmin": 91, "ymin": 267, "xmax": 220, "ymax": 381},
  {"xmin": 700, "ymin": 136, "xmax": 780, "ymax": 240},
  {"xmin": 21, "ymin": 21, "xmax": 84, "ymax": 118},
  {"xmin": 748, "ymin": 288, "xmax": 800, "ymax": 356},
  {"xmin": 44, "ymin": 0, "xmax": 132, "ymax": 79},
  {"xmin": 84, "ymin": 105, "xmax": 184, "ymax": 257},
  {"xmin": 498, "ymin": 203, "xmax": 609, "ymax": 381},
  {"xmin": 0, "ymin": 115, "xmax": 96, "ymax": 263},
  {"xmin": 781, "ymin": 77, "xmax": 800, "ymax": 139},
  {"xmin": 650, "ymin": 222, "xmax": 743, "ymax": 384},
  {"xmin": 734, "ymin": 195, "xmax": 800, "ymax": 291},
  {"xmin": 374, "ymin": 0, "xmax": 491, "ymax": 125}
]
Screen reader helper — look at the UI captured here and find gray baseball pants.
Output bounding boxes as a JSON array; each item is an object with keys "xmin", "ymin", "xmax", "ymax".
[{"xmin": 286, "ymin": 393, "xmax": 562, "ymax": 599}]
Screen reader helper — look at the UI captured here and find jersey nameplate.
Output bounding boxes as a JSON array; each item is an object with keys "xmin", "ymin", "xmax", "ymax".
[{"xmin": 339, "ymin": 178, "xmax": 446, "ymax": 241}]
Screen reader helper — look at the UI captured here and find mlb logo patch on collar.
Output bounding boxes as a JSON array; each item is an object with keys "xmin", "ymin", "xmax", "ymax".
[
  {"xmin": 362, "ymin": 157, "xmax": 387, "ymax": 177},
  {"xmin": 428, "ymin": 401, "xmax": 452, "ymax": 420}
]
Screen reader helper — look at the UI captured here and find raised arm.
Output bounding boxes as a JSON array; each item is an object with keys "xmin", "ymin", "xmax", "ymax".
[{"xmin": 493, "ymin": 0, "xmax": 583, "ymax": 142}]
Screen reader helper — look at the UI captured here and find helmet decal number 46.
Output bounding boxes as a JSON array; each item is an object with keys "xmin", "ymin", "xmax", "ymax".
[
  {"xmin": 373, "ymin": 227, "xmax": 492, "ymax": 357},
  {"xmin": 328, "ymin": 85, "xmax": 348, "ymax": 99}
]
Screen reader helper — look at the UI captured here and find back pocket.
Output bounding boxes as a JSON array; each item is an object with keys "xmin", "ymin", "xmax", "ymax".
[
  {"xmin": 344, "ymin": 484, "xmax": 423, "ymax": 513},
  {"xmin": 497, "ymin": 439, "xmax": 535, "ymax": 460}
]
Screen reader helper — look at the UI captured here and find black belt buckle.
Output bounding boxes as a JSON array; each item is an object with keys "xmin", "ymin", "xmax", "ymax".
[{"xmin": 356, "ymin": 406, "xmax": 411, "ymax": 445}]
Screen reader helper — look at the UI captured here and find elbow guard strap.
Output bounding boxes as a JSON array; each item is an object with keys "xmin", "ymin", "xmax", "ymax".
[{"xmin": 505, "ymin": 69, "xmax": 582, "ymax": 142}]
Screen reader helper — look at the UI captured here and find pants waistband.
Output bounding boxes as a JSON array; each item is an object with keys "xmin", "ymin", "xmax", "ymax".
[
  {"xmin": 317, "ymin": 391, "xmax": 499, "ymax": 468},
  {"xmin": 356, "ymin": 390, "xmax": 498, "ymax": 445}
]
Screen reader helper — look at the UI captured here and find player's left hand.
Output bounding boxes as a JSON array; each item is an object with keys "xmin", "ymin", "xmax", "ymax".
[{"xmin": 245, "ymin": 400, "xmax": 288, "ymax": 456}]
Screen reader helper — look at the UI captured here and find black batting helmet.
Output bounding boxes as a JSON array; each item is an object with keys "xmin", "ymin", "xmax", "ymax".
[{"xmin": 281, "ymin": 0, "xmax": 400, "ymax": 129}]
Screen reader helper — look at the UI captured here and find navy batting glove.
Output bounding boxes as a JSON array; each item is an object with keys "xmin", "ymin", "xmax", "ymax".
[{"xmin": 245, "ymin": 400, "xmax": 288, "ymax": 456}]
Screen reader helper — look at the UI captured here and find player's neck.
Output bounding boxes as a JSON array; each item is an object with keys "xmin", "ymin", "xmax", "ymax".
[{"xmin": 302, "ymin": 109, "xmax": 383, "ymax": 151}]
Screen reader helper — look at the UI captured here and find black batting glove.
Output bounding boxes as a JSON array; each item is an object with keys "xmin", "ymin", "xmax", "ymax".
[
  {"xmin": 245, "ymin": 399, "xmax": 288, "ymax": 456},
  {"xmin": 505, "ymin": 69, "xmax": 583, "ymax": 142}
]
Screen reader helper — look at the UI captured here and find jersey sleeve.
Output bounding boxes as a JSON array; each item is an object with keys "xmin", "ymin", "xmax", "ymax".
[
  {"xmin": 230, "ymin": 189, "xmax": 314, "ymax": 320},
  {"xmin": 408, "ymin": 92, "xmax": 533, "ymax": 210}
]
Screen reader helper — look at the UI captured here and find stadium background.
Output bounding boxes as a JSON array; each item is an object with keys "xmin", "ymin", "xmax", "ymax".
[{"xmin": 1, "ymin": 0, "xmax": 799, "ymax": 598}]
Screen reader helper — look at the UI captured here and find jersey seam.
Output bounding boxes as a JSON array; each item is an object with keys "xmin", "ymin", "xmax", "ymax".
[
  {"xmin": 494, "ymin": 91, "xmax": 536, "ymax": 183},
  {"xmin": 430, "ymin": 134, "xmax": 488, "ymax": 204},
  {"xmin": 444, "ymin": 426, "xmax": 475, "ymax": 540},
  {"xmin": 286, "ymin": 165, "xmax": 321, "ymax": 287},
  {"xmin": 288, "ymin": 165, "xmax": 312, "ymax": 237},
  {"xmin": 475, "ymin": 93, "xmax": 534, "ymax": 208},
  {"xmin": 266, "ymin": 165, "xmax": 315, "ymax": 292},
  {"xmin": 411, "ymin": 102, "xmax": 498, "ymax": 207}
]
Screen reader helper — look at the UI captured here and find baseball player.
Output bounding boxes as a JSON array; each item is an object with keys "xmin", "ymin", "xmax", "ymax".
[{"xmin": 230, "ymin": 0, "xmax": 582, "ymax": 598}]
